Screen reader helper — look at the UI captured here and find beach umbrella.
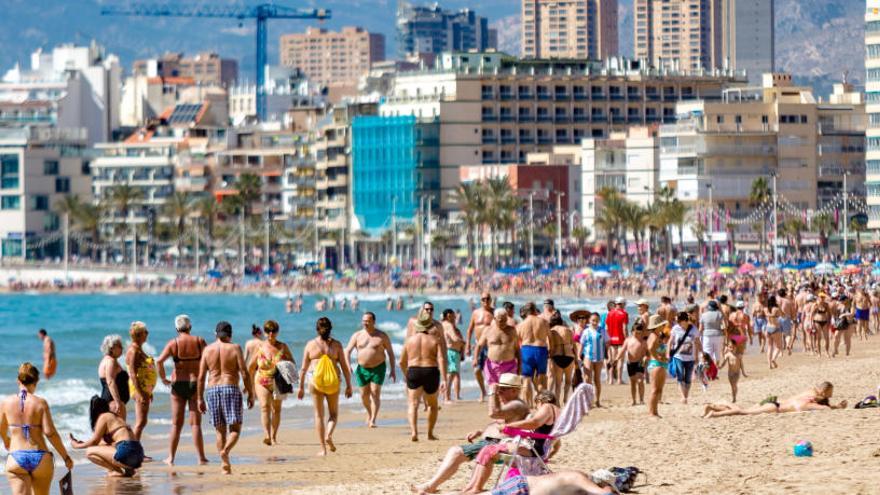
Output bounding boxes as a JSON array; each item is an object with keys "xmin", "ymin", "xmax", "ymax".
[
  {"xmin": 592, "ymin": 270, "xmax": 612, "ymax": 278},
  {"xmin": 872, "ymin": 268, "xmax": 880, "ymax": 276},
  {"xmin": 842, "ymin": 266, "xmax": 861, "ymax": 275},
  {"xmin": 579, "ymin": 267, "xmax": 593, "ymax": 275},
  {"xmin": 738, "ymin": 263, "xmax": 756, "ymax": 274},
  {"xmin": 206, "ymin": 270, "xmax": 223, "ymax": 279},
  {"xmin": 343, "ymin": 268, "xmax": 356, "ymax": 277},
  {"xmin": 814, "ymin": 262, "xmax": 836, "ymax": 275},
  {"xmin": 716, "ymin": 266, "xmax": 735, "ymax": 275},
  {"xmin": 687, "ymin": 261, "xmax": 703, "ymax": 269}
]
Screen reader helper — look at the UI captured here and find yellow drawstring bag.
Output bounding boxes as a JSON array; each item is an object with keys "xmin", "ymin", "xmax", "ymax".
[{"xmin": 312, "ymin": 355, "xmax": 340, "ymax": 395}]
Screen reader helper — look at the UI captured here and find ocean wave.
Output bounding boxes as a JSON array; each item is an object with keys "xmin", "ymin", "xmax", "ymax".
[{"xmin": 40, "ymin": 379, "xmax": 101, "ymax": 407}]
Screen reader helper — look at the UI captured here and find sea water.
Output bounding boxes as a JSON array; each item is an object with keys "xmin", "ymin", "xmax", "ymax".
[{"xmin": 0, "ymin": 292, "xmax": 619, "ymax": 455}]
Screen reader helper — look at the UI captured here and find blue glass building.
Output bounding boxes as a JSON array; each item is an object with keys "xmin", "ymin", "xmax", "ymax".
[{"xmin": 351, "ymin": 115, "xmax": 439, "ymax": 234}]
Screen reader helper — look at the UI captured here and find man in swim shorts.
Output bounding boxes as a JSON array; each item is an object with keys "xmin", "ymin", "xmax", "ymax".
[
  {"xmin": 614, "ymin": 321, "xmax": 648, "ymax": 405},
  {"xmin": 474, "ymin": 309, "xmax": 520, "ymax": 390},
  {"xmin": 442, "ymin": 308, "xmax": 465, "ymax": 403},
  {"xmin": 466, "ymin": 292, "xmax": 495, "ymax": 402},
  {"xmin": 345, "ymin": 311, "xmax": 396, "ymax": 428},
  {"xmin": 516, "ymin": 302, "xmax": 550, "ymax": 406},
  {"xmin": 197, "ymin": 321, "xmax": 253, "ymax": 474},
  {"xmin": 400, "ymin": 309, "xmax": 447, "ymax": 442},
  {"xmin": 38, "ymin": 329, "xmax": 57, "ymax": 380}
]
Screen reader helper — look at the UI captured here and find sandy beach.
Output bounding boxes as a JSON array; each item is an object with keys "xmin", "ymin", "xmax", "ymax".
[{"xmin": 110, "ymin": 334, "xmax": 880, "ymax": 495}]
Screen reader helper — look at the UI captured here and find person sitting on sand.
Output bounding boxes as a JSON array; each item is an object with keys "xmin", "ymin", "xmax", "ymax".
[
  {"xmin": 474, "ymin": 469, "xmax": 612, "ymax": 495},
  {"xmin": 298, "ymin": 317, "xmax": 353, "ymax": 456},
  {"xmin": 70, "ymin": 396, "xmax": 144, "ymax": 478},
  {"xmin": 412, "ymin": 374, "xmax": 529, "ymax": 494},
  {"xmin": 1, "ymin": 363, "xmax": 74, "ymax": 495},
  {"xmin": 703, "ymin": 381, "xmax": 847, "ymax": 418}
]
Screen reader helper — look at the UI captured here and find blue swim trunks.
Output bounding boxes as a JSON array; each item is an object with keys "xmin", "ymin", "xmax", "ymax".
[
  {"xmin": 520, "ymin": 345, "xmax": 548, "ymax": 377},
  {"xmin": 778, "ymin": 317, "xmax": 792, "ymax": 336}
]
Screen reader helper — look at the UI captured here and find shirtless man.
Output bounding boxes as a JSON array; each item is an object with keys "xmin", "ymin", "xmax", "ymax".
[
  {"xmin": 794, "ymin": 287, "xmax": 811, "ymax": 352},
  {"xmin": 635, "ymin": 299, "xmax": 651, "ymax": 328},
  {"xmin": 474, "ymin": 309, "xmax": 520, "ymax": 390},
  {"xmin": 778, "ymin": 289, "xmax": 797, "ymax": 354},
  {"xmin": 516, "ymin": 302, "xmax": 550, "ymax": 406},
  {"xmin": 345, "ymin": 312, "xmax": 396, "ymax": 428},
  {"xmin": 244, "ymin": 324, "xmax": 263, "ymax": 366},
  {"xmin": 466, "ymin": 292, "xmax": 494, "ymax": 402},
  {"xmin": 197, "ymin": 321, "xmax": 254, "ymax": 474},
  {"xmin": 400, "ymin": 309, "xmax": 447, "ymax": 442},
  {"xmin": 540, "ymin": 299, "xmax": 556, "ymax": 322},
  {"xmin": 657, "ymin": 296, "xmax": 677, "ymax": 327},
  {"xmin": 614, "ymin": 322, "xmax": 648, "ymax": 405},
  {"xmin": 854, "ymin": 288, "xmax": 871, "ymax": 341},
  {"xmin": 703, "ymin": 381, "xmax": 846, "ymax": 418},
  {"xmin": 156, "ymin": 315, "xmax": 208, "ymax": 465},
  {"xmin": 37, "ymin": 329, "xmax": 57, "ymax": 380},
  {"xmin": 442, "ymin": 309, "xmax": 466, "ymax": 403}
]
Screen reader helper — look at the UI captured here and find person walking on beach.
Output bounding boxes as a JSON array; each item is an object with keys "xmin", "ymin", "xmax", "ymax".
[
  {"xmin": 345, "ymin": 312, "xmax": 396, "ymax": 427},
  {"xmin": 244, "ymin": 324, "xmax": 264, "ymax": 366},
  {"xmin": 442, "ymin": 308, "xmax": 465, "ymax": 403},
  {"xmin": 614, "ymin": 321, "xmax": 648, "ymax": 406},
  {"xmin": 547, "ymin": 310, "xmax": 577, "ymax": 405},
  {"xmin": 37, "ymin": 330, "xmax": 56, "ymax": 381},
  {"xmin": 98, "ymin": 335, "xmax": 129, "ymax": 420},
  {"xmin": 474, "ymin": 309, "xmax": 520, "ymax": 390},
  {"xmin": 517, "ymin": 302, "xmax": 549, "ymax": 406},
  {"xmin": 400, "ymin": 309, "xmax": 447, "ymax": 442},
  {"xmin": 466, "ymin": 292, "xmax": 494, "ymax": 402},
  {"xmin": 298, "ymin": 317, "xmax": 352, "ymax": 456},
  {"xmin": 156, "ymin": 315, "xmax": 209, "ymax": 465},
  {"xmin": 1, "ymin": 363, "xmax": 74, "ymax": 494},
  {"xmin": 577, "ymin": 312, "xmax": 606, "ymax": 407},
  {"xmin": 126, "ymin": 322, "xmax": 157, "ymax": 441},
  {"xmin": 716, "ymin": 341, "xmax": 746, "ymax": 402},
  {"xmin": 854, "ymin": 288, "xmax": 871, "ymax": 341},
  {"xmin": 778, "ymin": 288, "xmax": 797, "ymax": 355},
  {"xmin": 645, "ymin": 315, "xmax": 669, "ymax": 418},
  {"xmin": 669, "ymin": 312, "xmax": 701, "ymax": 404},
  {"xmin": 699, "ymin": 300, "xmax": 725, "ymax": 363},
  {"xmin": 605, "ymin": 297, "xmax": 629, "ymax": 385},
  {"xmin": 197, "ymin": 321, "xmax": 253, "ymax": 473},
  {"xmin": 249, "ymin": 320, "xmax": 294, "ymax": 446}
]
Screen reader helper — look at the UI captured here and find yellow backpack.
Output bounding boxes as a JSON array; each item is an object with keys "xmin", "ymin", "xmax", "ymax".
[{"xmin": 312, "ymin": 354, "xmax": 340, "ymax": 395}]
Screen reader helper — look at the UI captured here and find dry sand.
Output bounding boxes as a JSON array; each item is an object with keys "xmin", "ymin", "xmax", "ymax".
[{"xmin": 130, "ymin": 337, "xmax": 880, "ymax": 495}]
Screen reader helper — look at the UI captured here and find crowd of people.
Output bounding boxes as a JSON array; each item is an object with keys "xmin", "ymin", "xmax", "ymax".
[{"xmin": 5, "ymin": 269, "xmax": 876, "ymax": 494}]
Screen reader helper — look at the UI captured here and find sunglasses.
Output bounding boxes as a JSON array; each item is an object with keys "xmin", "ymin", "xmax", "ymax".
[
  {"xmin": 481, "ymin": 297, "xmax": 491, "ymax": 301},
  {"xmin": 265, "ymin": 328, "xmax": 279, "ymax": 334},
  {"xmin": 424, "ymin": 307, "xmax": 434, "ymax": 311}
]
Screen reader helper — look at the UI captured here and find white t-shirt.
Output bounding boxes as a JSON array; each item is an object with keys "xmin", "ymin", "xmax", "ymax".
[{"xmin": 670, "ymin": 324, "xmax": 698, "ymax": 362}]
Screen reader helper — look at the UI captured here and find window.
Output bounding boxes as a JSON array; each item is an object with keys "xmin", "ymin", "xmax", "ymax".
[
  {"xmin": 31, "ymin": 195, "xmax": 49, "ymax": 211},
  {"xmin": 43, "ymin": 160, "xmax": 59, "ymax": 175},
  {"xmin": 1, "ymin": 239, "xmax": 22, "ymax": 257},
  {"xmin": 716, "ymin": 115, "xmax": 724, "ymax": 124},
  {"xmin": 55, "ymin": 177, "xmax": 70, "ymax": 193},
  {"xmin": 1, "ymin": 195, "xmax": 20, "ymax": 210},
  {"xmin": 1, "ymin": 154, "xmax": 19, "ymax": 189},
  {"xmin": 44, "ymin": 213, "xmax": 59, "ymax": 231}
]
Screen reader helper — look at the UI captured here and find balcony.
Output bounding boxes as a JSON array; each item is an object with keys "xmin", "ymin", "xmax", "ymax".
[
  {"xmin": 612, "ymin": 115, "xmax": 626, "ymax": 124},
  {"xmin": 555, "ymin": 92, "xmax": 569, "ymax": 100},
  {"xmin": 645, "ymin": 92, "xmax": 660, "ymax": 101},
  {"xmin": 518, "ymin": 91, "xmax": 534, "ymax": 99},
  {"xmin": 519, "ymin": 136, "xmax": 534, "ymax": 144},
  {"xmin": 499, "ymin": 114, "xmax": 515, "ymax": 122},
  {"xmin": 609, "ymin": 92, "xmax": 624, "ymax": 101},
  {"xmin": 537, "ymin": 136, "xmax": 553, "ymax": 144},
  {"xmin": 573, "ymin": 114, "xmax": 589, "ymax": 122},
  {"xmin": 481, "ymin": 113, "xmax": 498, "ymax": 122},
  {"xmin": 554, "ymin": 115, "xmax": 569, "ymax": 123},
  {"xmin": 481, "ymin": 91, "xmax": 494, "ymax": 100},
  {"xmin": 536, "ymin": 114, "xmax": 552, "ymax": 122},
  {"xmin": 499, "ymin": 92, "xmax": 514, "ymax": 100},
  {"xmin": 517, "ymin": 114, "xmax": 534, "ymax": 122},
  {"xmin": 591, "ymin": 114, "xmax": 607, "ymax": 122},
  {"xmin": 573, "ymin": 92, "xmax": 587, "ymax": 100},
  {"xmin": 500, "ymin": 136, "xmax": 516, "ymax": 144},
  {"xmin": 537, "ymin": 92, "xmax": 552, "ymax": 100},
  {"xmin": 627, "ymin": 92, "xmax": 641, "ymax": 100},
  {"xmin": 555, "ymin": 136, "xmax": 572, "ymax": 144},
  {"xmin": 482, "ymin": 135, "xmax": 498, "ymax": 144},
  {"xmin": 591, "ymin": 92, "xmax": 606, "ymax": 100}
]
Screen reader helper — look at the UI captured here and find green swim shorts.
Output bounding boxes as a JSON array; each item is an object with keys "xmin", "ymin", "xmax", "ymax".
[
  {"xmin": 447, "ymin": 349, "xmax": 462, "ymax": 375},
  {"xmin": 355, "ymin": 361, "xmax": 387, "ymax": 387}
]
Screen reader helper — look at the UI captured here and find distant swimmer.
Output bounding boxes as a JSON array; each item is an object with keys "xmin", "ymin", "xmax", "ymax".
[
  {"xmin": 351, "ymin": 296, "xmax": 360, "ymax": 311},
  {"xmin": 316, "ymin": 298, "xmax": 328, "ymax": 312},
  {"xmin": 294, "ymin": 294, "xmax": 303, "ymax": 313},
  {"xmin": 285, "ymin": 297, "xmax": 294, "ymax": 314},
  {"xmin": 37, "ymin": 329, "xmax": 56, "ymax": 380}
]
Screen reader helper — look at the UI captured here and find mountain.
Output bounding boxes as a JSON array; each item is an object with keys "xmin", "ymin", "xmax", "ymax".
[{"xmin": 0, "ymin": 0, "xmax": 866, "ymax": 96}]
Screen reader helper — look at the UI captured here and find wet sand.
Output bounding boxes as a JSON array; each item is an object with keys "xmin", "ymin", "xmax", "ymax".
[{"xmin": 78, "ymin": 335, "xmax": 880, "ymax": 495}]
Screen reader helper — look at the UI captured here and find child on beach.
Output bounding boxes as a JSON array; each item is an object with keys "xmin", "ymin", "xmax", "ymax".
[{"xmin": 717, "ymin": 341, "xmax": 747, "ymax": 402}]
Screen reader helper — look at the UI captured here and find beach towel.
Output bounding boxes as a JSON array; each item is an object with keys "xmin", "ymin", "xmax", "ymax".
[
  {"xmin": 548, "ymin": 383, "xmax": 594, "ymax": 441},
  {"xmin": 276, "ymin": 360, "xmax": 299, "ymax": 387}
]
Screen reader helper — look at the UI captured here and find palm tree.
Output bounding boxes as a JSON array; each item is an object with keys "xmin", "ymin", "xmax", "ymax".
[
  {"xmin": 692, "ymin": 221, "xmax": 707, "ymax": 263},
  {"xmin": 596, "ymin": 187, "xmax": 625, "ymax": 263},
  {"xmin": 481, "ymin": 177, "xmax": 517, "ymax": 266},
  {"xmin": 163, "ymin": 191, "xmax": 193, "ymax": 265},
  {"xmin": 571, "ymin": 226, "xmax": 591, "ymax": 266},
  {"xmin": 644, "ymin": 201, "xmax": 668, "ymax": 264},
  {"xmin": 55, "ymin": 195, "xmax": 84, "ymax": 257},
  {"xmin": 621, "ymin": 201, "xmax": 648, "ymax": 264},
  {"xmin": 750, "ymin": 177, "xmax": 771, "ymax": 258},
  {"xmin": 812, "ymin": 212, "xmax": 835, "ymax": 257},
  {"xmin": 108, "ymin": 184, "xmax": 143, "ymax": 262},
  {"xmin": 850, "ymin": 217, "xmax": 866, "ymax": 256},
  {"xmin": 451, "ymin": 182, "xmax": 485, "ymax": 268},
  {"xmin": 782, "ymin": 218, "xmax": 806, "ymax": 255},
  {"xmin": 195, "ymin": 196, "xmax": 219, "ymax": 251},
  {"xmin": 665, "ymin": 199, "xmax": 689, "ymax": 258},
  {"xmin": 234, "ymin": 173, "xmax": 262, "ymax": 217}
]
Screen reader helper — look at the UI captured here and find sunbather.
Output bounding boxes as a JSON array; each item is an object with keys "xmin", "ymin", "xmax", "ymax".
[{"xmin": 703, "ymin": 381, "xmax": 847, "ymax": 418}]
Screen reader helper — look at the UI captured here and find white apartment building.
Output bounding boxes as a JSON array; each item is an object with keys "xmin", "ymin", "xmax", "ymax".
[
  {"xmin": 867, "ymin": 1, "xmax": 880, "ymax": 229},
  {"xmin": 0, "ymin": 126, "xmax": 92, "ymax": 260},
  {"xmin": 581, "ymin": 127, "xmax": 659, "ymax": 241},
  {"xmin": 0, "ymin": 42, "xmax": 121, "ymax": 144},
  {"xmin": 228, "ymin": 66, "xmax": 320, "ymax": 125}
]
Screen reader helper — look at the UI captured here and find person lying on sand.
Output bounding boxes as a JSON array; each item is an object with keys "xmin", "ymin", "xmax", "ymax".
[
  {"xmin": 703, "ymin": 381, "xmax": 847, "ymax": 418},
  {"xmin": 463, "ymin": 470, "xmax": 613, "ymax": 495}
]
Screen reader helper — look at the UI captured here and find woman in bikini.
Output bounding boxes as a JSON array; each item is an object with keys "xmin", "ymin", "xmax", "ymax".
[
  {"xmin": 249, "ymin": 319, "xmax": 294, "ymax": 446},
  {"xmin": 765, "ymin": 296, "xmax": 784, "ymax": 369},
  {"xmin": 126, "ymin": 322, "xmax": 156, "ymax": 441},
  {"xmin": 460, "ymin": 390, "xmax": 561, "ymax": 494},
  {"xmin": 703, "ymin": 381, "xmax": 847, "ymax": 418},
  {"xmin": 547, "ymin": 310, "xmax": 577, "ymax": 405},
  {"xmin": 645, "ymin": 315, "xmax": 669, "ymax": 418},
  {"xmin": 70, "ymin": 396, "xmax": 145, "ymax": 477},
  {"xmin": 810, "ymin": 293, "xmax": 832, "ymax": 358},
  {"xmin": 155, "ymin": 314, "xmax": 208, "ymax": 465},
  {"xmin": 1, "ymin": 363, "xmax": 73, "ymax": 495},
  {"xmin": 297, "ymin": 317, "xmax": 353, "ymax": 456}
]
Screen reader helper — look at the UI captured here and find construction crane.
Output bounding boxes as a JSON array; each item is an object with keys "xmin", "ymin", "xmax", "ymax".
[{"xmin": 102, "ymin": 3, "xmax": 331, "ymax": 121}]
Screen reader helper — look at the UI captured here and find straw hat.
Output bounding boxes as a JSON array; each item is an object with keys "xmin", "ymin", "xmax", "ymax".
[
  {"xmin": 497, "ymin": 373, "xmax": 523, "ymax": 388},
  {"xmin": 413, "ymin": 309, "xmax": 434, "ymax": 333},
  {"xmin": 569, "ymin": 309, "xmax": 591, "ymax": 321},
  {"xmin": 636, "ymin": 298, "xmax": 649, "ymax": 307},
  {"xmin": 647, "ymin": 314, "xmax": 666, "ymax": 330}
]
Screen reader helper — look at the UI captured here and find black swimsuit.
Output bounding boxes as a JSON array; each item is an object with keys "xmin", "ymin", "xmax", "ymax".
[
  {"xmin": 171, "ymin": 337, "xmax": 203, "ymax": 401},
  {"xmin": 100, "ymin": 370, "xmax": 131, "ymax": 404},
  {"xmin": 405, "ymin": 367, "xmax": 441, "ymax": 394}
]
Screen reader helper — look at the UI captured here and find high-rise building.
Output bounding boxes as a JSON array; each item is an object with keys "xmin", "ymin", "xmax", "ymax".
[
  {"xmin": 521, "ymin": 0, "xmax": 619, "ymax": 60},
  {"xmin": 133, "ymin": 52, "xmax": 238, "ymax": 88},
  {"xmin": 634, "ymin": 0, "xmax": 724, "ymax": 72},
  {"xmin": 866, "ymin": 0, "xmax": 880, "ymax": 230},
  {"xmin": 279, "ymin": 26, "xmax": 385, "ymax": 99},
  {"xmin": 396, "ymin": 1, "xmax": 496, "ymax": 62},
  {"xmin": 722, "ymin": 0, "xmax": 774, "ymax": 84}
]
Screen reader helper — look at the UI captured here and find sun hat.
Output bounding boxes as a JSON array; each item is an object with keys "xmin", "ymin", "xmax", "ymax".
[
  {"xmin": 497, "ymin": 373, "xmax": 523, "ymax": 388},
  {"xmin": 636, "ymin": 298, "xmax": 649, "ymax": 307},
  {"xmin": 735, "ymin": 300, "xmax": 745, "ymax": 309},
  {"xmin": 614, "ymin": 296, "xmax": 625, "ymax": 305},
  {"xmin": 647, "ymin": 314, "xmax": 666, "ymax": 330},
  {"xmin": 569, "ymin": 309, "xmax": 591, "ymax": 321},
  {"xmin": 413, "ymin": 309, "xmax": 434, "ymax": 333}
]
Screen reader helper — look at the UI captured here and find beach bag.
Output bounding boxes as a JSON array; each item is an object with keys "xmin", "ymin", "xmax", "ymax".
[
  {"xmin": 274, "ymin": 370, "xmax": 293, "ymax": 395},
  {"xmin": 591, "ymin": 466, "xmax": 644, "ymax": 493},
  {"xmin": 667, "ymin": 358, "xmax": 680, "ymax": 380},
  {"xmin": 312, "ymin": 355, "xmax": 340, "ymax": 395}
]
